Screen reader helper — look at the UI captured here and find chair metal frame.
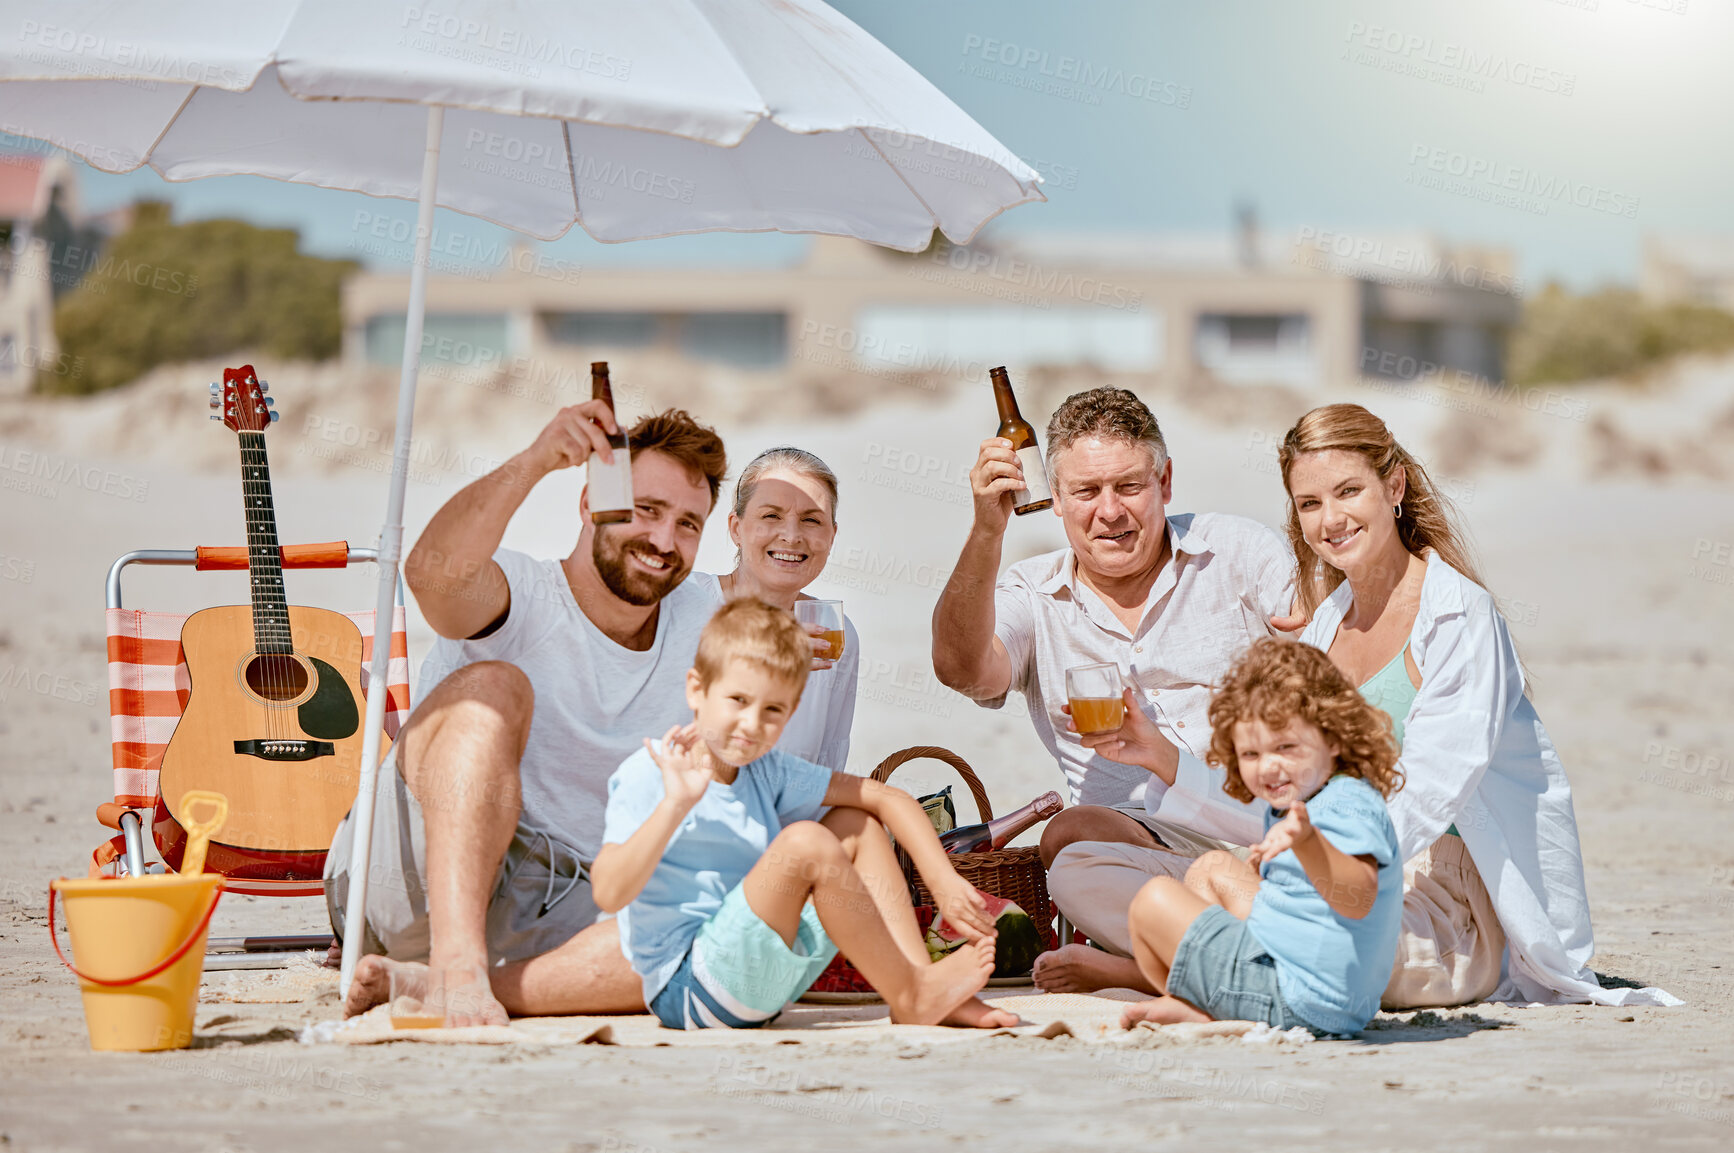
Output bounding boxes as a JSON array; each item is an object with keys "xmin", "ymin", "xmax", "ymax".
[{"xmin": 102, "ymin": 545, "xmax": 404, "ymax": 967}]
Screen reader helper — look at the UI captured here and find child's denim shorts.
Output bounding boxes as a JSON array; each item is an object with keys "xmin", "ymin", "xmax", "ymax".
[
  {"xmin": 650, "ymin": 884, "xmax": 837, "ymax": 1030},
  {"xmin": 1167, "ymin": 904, "xmax": 1306, "ymax": 1030}
]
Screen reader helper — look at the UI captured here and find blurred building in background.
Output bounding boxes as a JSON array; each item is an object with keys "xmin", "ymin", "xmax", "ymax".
[
  {"xmin": 343, "ymin": 216, "xmax": 1521, "ymax": 397},
  {"xmin": 0, "ymin": 152, "xmax": 83, "ymax": 396},
  {"xmin": 1641, "ymin": 235, "xmax": 1734, "ymax": 313}
]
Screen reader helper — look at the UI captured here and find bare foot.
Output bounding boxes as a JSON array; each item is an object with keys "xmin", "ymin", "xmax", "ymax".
[
  {"xmin": 1120, "ymin": 995, "xmax": 1212, "ymax": 1029},
  {"xmin": 940, "ymin": 996, "xmax": 1022, "ymax": 1029},
  {"xmin": 1032, "ymin": 944, "xmax": 1157, "ymax": 995},
  {"xmin": 894, "ymin": 939, "xmax": 996, "ymax": 1026},
  {"xmin": 345, "ymin": 954, "xmax": 418, "ymax": 1018},
  {"xmin": 434, "ymin": 960, "xmax": 509, "ymax": 1028}
]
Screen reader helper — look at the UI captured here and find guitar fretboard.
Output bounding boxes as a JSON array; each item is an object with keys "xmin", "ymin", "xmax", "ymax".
[{"xmin": 238, "ymin": 431, "xmax": 292, "ymax": 654}]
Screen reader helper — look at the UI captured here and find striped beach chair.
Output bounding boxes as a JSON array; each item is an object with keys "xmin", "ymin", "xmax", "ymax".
[{"xmin": 92, "ymin": 542, "xmax": 409, "ymax": 916}]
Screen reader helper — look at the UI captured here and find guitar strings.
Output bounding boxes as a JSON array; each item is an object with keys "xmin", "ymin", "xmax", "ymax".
[
  {"xmin": 242, "ymin": 425, "xmax": 272, "ymax": 740},
  {"xmin": 242, "ymin": 408, "xmax": 290, "ymax": 742},
  {"xmin": 263, "ymin": 437, "xmax": 287, "ymax": 737},
  {"xmin": 241, "ymin": 423, "xmax": 262, "ymax": 739}
]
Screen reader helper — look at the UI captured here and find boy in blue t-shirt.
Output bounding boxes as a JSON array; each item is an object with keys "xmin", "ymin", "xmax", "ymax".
[
  {"xmin": 1119, "ymin": 639, "xmax": 1405, "ymax": 1035},
  {"xmin": 594, "ymin": 596, "xmax": 1019, "ymax": 1031}
]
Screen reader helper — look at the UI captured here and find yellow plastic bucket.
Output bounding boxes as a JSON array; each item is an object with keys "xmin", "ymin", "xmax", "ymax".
[{"xmin": 50, "ymin": 873, "xmax": 224, "ymax": 1051}]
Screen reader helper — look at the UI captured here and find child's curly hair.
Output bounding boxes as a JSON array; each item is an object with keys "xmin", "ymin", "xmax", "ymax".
[{"xmin": 1207, "ymin": 639, "xmax": 1404, "ymax": 803}]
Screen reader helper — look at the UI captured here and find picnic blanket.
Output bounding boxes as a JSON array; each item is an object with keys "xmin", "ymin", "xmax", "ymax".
[
  {"xmin": 201, "ymin": 956, "xmax": 1318, "ymax": 1050},
  {"xmin": 302, "ymin": 995, "xmax": 1310, "ymax": 1049}
]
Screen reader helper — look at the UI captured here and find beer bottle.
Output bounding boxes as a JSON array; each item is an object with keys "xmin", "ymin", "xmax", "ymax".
[
  {"xmin": 588, "ymin": 361, "xmax": 633, "ymax": 524},
  {"xmin": 991, "ymin": 366, "xmax": 1052, "ymax": 515}
]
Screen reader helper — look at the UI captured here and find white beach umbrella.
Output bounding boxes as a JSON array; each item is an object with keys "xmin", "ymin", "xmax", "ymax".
[{"xmin": 0, "ymin": 0, "xmax": 1043, "ymax": 994}]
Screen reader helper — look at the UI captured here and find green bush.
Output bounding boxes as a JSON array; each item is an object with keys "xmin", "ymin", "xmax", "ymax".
[
  {"xmin": 40, "ymin": 201, "xmax": 356, "ymax": 394},
  {"xmin": 1510, "ymin": 284, "xmax": 1734, "ymax": 387}
]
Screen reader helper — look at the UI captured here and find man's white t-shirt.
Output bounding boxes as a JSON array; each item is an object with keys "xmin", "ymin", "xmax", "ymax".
[{"xmin": 415, "ymin": 548, "xmax": 714, "ymax": 860}]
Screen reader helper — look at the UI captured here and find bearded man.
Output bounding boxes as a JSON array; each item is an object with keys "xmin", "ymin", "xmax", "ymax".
[{"xmin": 326, "ymin": 404, "xmax": 728, "ymax": 1025}]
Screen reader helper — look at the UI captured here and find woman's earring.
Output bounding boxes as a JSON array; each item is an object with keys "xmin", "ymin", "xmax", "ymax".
[{"xmin": 1393, "ymin": 502, "xmax": 1403, "ymax": 519}]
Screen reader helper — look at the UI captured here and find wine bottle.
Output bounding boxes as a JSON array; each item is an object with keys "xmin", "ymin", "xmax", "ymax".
[
  {"xmin": 588, "ymin": 361, "xmax": 633, "ymax": 524},
  {"xmin": 939, "ymin": 791, "xmax": 1064, "ymax": 854},
  {"xmin": 990, "ymin": 365, "xmax": 1053, "ymax": 515}
]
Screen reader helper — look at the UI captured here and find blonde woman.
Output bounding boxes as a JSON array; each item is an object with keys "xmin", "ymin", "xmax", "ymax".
[
  {"xmin": 694, "ymin": 447, "xmax": 859, "ymax": 770},
  {"xmin": 1276, "ymin": 403, "xmax": 1673, "ymax": 1008}
]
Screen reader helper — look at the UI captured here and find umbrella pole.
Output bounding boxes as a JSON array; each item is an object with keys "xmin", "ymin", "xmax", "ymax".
[{"xmin": 339, "ymin": 104, "xmax": 446, "ymax": 1001}]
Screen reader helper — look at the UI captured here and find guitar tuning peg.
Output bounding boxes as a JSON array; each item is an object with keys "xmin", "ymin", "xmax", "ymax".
[
  {"xmin": 269, "ymin": 410, "xmax": 280, "ymax": 423},
  {"xmin": 208, "ymin": 382, "xmax": 220, "ymax": 393},
  {"xmin": 258, "ymin": 381, "xmax": 270, "ymax": 393},
  {"xmin": 210, "ymin": 414, "xmax": 220, "ymax": 421},
  {"xmin": 209, "ymin": 398, "xmax": 219, "ymax": 409},
  {"xmin": 263, "ymin": 397, "xmax": 275, "ymax": 407}
]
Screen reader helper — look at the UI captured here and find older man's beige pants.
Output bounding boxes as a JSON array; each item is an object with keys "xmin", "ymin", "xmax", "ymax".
[
  {"xmin": 1047, "ymin": 815, "xmax": 1241, "ymax": 957},
  {"xmin": 1048, "ymin": 829, "xmax": 1505, "ymax": 1007}
]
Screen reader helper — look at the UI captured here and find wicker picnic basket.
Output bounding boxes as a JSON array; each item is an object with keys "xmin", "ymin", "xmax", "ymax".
[
  {"xmin": 805, "ymin": 746, "xmax": 1059, "ymax": 996},
  {"xmin": 872, "ymin": 745, "xmax": 1054, "ymax": 926}
]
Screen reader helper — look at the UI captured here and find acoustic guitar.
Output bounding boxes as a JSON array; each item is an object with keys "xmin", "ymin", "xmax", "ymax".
[{"xmin": 156, "ymin": 365, "xmax": 390, "ymax": 870}]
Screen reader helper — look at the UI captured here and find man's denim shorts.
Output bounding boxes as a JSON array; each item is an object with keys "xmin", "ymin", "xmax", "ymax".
[
  {"xmin": 650, "ymin": 885, "xmax": 837, "ymax": 1030},
  {"xmin": 1167, "ymin": 904, "xmax": 1306, "ymax": 1030}
]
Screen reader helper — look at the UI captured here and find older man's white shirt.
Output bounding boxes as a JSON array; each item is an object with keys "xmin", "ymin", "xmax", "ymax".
[{"xmin": 984, "ymin": 511, "xmax": 1294, "ymax": 816}]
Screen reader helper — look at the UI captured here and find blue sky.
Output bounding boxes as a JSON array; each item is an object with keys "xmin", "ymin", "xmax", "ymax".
[{"xmin": 34, "ymin": 0, "xmax": 1734, "ymax": 288}]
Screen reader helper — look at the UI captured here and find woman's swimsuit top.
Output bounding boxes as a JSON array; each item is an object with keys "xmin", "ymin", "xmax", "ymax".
[
  {"xmin": 1358, "ymin": 647, "xmax": 1458, "ymax": 837},
  {"xmin": 1359, "ymin": 647, "xmax": 1419, "ymax": 747}
]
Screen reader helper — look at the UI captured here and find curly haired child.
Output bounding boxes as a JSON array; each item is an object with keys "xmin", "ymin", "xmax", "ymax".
[{"xmin": 1119, "ymin": 638, "xmax": 1405, "ymax": 1035}]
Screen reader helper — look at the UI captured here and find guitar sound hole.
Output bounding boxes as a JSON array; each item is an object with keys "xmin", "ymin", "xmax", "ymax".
[{"xmin": 246, "ymin": 654, "xmax": 309, "ymax": 701}]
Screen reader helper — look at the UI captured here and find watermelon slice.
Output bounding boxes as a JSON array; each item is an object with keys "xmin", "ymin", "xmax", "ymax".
[{"xmin": 924, "ymin": 891, "xmax": 1044, "ymax": 978}]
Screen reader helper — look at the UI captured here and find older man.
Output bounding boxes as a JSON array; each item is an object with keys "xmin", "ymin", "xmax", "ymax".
[
  {"xmin": 932, "ymin": 386, "xmax": 1290, "ymax": 994},
  {"xmin": 326, "ymin": 401, "xmax": 727, "ymax": 1025}
]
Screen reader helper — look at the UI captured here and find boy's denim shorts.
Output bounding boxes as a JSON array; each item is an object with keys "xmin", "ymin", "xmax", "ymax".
[
  {"xmin": 650, "ymin": 884, "xmax": 837, "ymax": 1030},
  {"xmin": 1167, "ymin": 904, "xmax": 1306, "ymax": 1030}
]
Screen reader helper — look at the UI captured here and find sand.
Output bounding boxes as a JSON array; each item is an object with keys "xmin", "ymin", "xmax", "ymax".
[{"xmin": 2, "ymin": 353, "xmax": 1732, "ymax": 1151}]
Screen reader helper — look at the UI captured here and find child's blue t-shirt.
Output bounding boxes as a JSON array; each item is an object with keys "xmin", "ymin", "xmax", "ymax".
[
  {"xmin": 1243, "ymin": 775, "xmax": 1403, "ymax": 1035},
  {"xmin": 601, "ymin": 746, "xmax": 834, "ymax": 1004}
]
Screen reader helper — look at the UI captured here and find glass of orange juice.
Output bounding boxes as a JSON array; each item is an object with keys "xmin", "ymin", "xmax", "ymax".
[
  {"xmin": 1066, "ymin": 663, "xmax": 1126, "ymax": 735},
  {"xmin": 795, "ymin": 599, "xmax": 845, "ymax": 663},
  {"xmin": 390, "ymin": 968, "xmax": 445, "ymax": 1029}
]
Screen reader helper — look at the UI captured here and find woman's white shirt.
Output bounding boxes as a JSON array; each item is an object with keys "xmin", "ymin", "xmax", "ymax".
[
  {"xmin": 1302, "ymin": 552, "xmax": 1678, "ymax": 1007},
  {"xmin": 692, "ymin": 572, "xmax": 859, "ymax": 771}
]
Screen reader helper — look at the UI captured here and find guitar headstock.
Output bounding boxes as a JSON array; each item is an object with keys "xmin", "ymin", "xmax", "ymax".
[{"xmin": 209, "ymin": 365, "xmax": 277, "ymax": 433}]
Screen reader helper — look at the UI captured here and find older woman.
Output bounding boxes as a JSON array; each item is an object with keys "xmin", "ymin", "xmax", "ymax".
[{"xmin": 694, "ymin": 446, "xmax": 859, "ymax": 770}]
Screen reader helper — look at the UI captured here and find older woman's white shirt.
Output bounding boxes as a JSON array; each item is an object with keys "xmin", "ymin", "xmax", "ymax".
[
  {"xmin": 1299, "ymin": 553, "xmax": 1677, "ymax": 1007},
  {"xmin": 692, "ymin": 573, "xmax": 859, "ymax": 771}
]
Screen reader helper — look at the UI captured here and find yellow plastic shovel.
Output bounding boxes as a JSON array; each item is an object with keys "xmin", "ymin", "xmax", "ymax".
[{"xmin": 177, "ymin": 791, "xmax": 229, "ymax": 876}]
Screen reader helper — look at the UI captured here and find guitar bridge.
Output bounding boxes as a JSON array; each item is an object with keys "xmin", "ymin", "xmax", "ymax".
[{"xmin": 233, "ymin": 739, "xmax": 336, "ymax": 761}]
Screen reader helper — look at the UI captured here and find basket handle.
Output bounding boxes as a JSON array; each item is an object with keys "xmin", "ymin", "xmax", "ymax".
[
  {"xmin": 871, "ymin": 746, "xmax": 993, "ymax": 822},
  {"xmin": 48, "ymin": 881, "xmax": 223, "ymax": 988}
]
